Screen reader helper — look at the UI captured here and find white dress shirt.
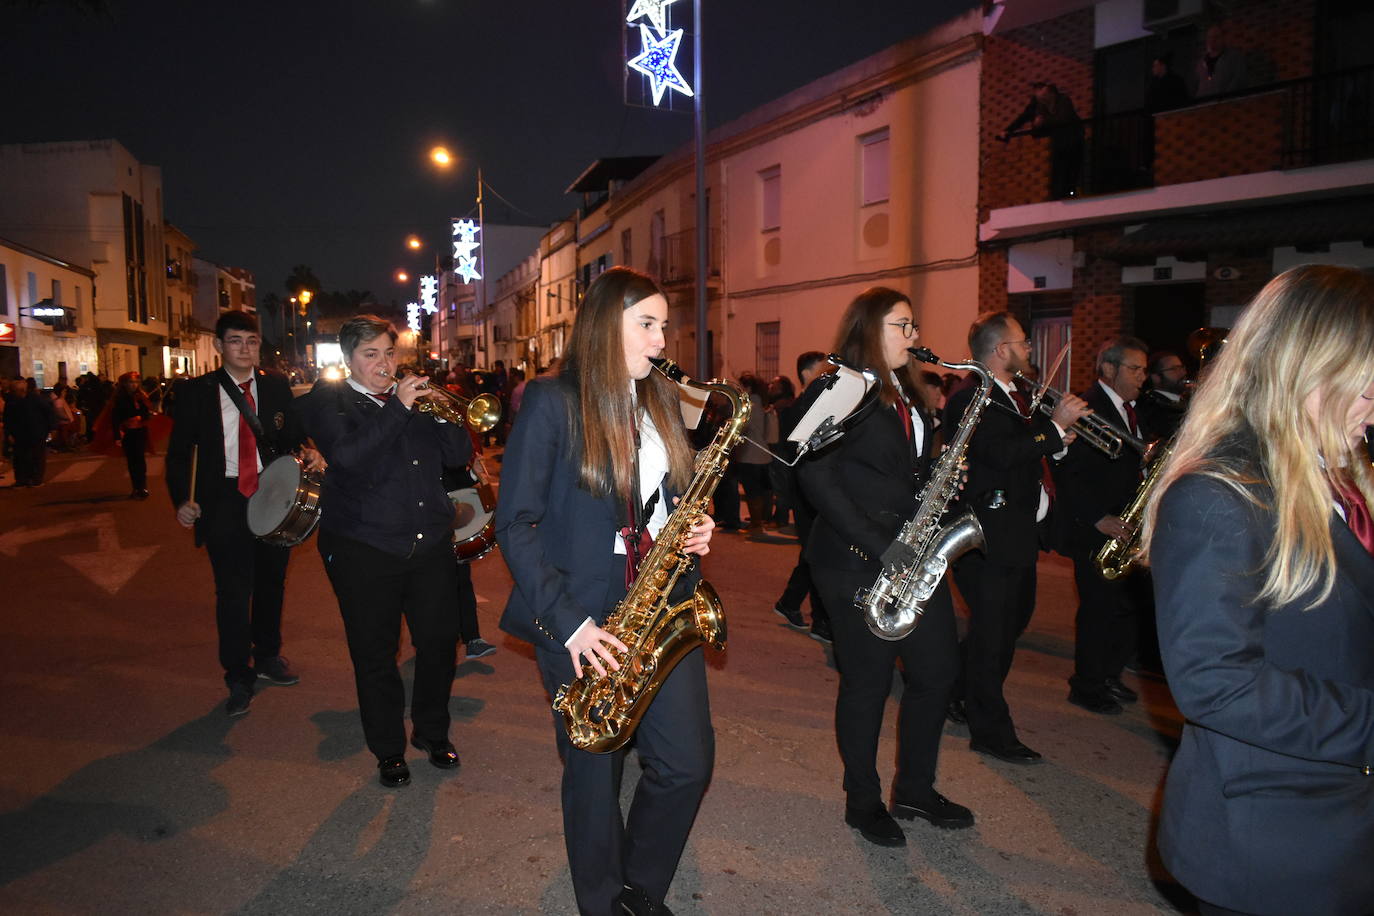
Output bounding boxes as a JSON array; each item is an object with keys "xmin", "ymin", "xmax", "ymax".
[
  {"xmin": 219, "ymin": 369, "xmax": 262, "ymax": 478},
  {"xmin": 993, "ymin": 376, "xmax": 1066, "ymax": 522}
]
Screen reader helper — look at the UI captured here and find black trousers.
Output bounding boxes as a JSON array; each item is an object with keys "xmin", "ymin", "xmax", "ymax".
[
  {"xmin": 536, "ymin": 554, "xmax": 713, "ymax": 916},
  {"xmin": 711, "ymin": 463, "xmax": 741, "ymax": 528},
  {"xmin": 812, "ymin": 564, "xmax": 958, "ymax": 809},
  {"xmin": 1068, "ymin": 542, "xmax": 1137, "ymax": 697},
  {"xmin": 12, "ymin": 438, "xmax": 46, "ymax": 485},
  {"xmin": 203, "ymin": 479, "xmax": 291, "ymax": 688},
  {"xmin": 953, "ymin": 552, "xmax": 1037, "ymax": 747},
  {"xmin": 775, "ymin": 502, "xmax": 828, "ymax": 626},
  {"xmin": 454, "ymin": 560, "xmax": 481, "ymax": 642},
  {"xmin": 319, "ymin": 528, "xmax": 460, "ymax": 761},
  {"xmin": 121, "ymin": 428, "xmax": 147, "ymax": 490}
]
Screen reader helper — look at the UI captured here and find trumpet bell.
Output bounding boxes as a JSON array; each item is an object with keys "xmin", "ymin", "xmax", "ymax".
[{"xmin": 466, "ymin": 393, "xmax": 502, "ymax": 433}]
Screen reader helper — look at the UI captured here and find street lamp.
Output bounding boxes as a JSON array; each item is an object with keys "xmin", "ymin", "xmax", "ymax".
[
  {"xmin": 430, "ymin": 146, "xmax": 453, "ymax": 168},
  {"xmin": 406, "ymin": 235, "xmax": 422, "ymax": 250}
]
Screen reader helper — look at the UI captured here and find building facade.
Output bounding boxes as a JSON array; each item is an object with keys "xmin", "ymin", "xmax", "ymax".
[
  {"xmin": 978, "ymin": 0, "xmax": 1374, "ymax": 390},
  {"xmin": 0, "ymin": 139, "xmax": 170, "ymax": 380},
  {"xmin": 0, "ymin": 236, "xmax": 98, "ymax": 385},
  {"xmin": 164, "ymin": 223, "xmax": 201, "ymax": 377}
]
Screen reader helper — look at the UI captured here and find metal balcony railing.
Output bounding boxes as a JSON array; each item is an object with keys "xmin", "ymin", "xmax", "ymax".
[
  {"xmin": 991, "ymin": 64, "xmax": 1374, "ymax": 206},
  {"xmin": 650, "ymin": 228, "xmax": 720, "ymax": 286}
]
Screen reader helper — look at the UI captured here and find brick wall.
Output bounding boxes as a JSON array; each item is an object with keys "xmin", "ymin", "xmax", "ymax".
[
  {"xmin": 1154, "ymin": 91, "xmax": 1287, "ymax": 184},
  {"xmin": 977, "ymin": 248, "xmax": 1009, "ymax": 315},
  {"xmin": 1211, "ymin": 0, "xmax": 1314, "ymax": 85},
  {"xmin": 1069, "ymin": 230, "xmax": 1129, "ymax": 391},
  {"xmin": 980, "ymin": 9, "xmax": 1095, "ymax": 215}
]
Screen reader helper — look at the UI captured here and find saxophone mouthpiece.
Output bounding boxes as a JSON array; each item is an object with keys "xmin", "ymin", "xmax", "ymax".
[
  {"xmin": 648, "ymin": 356, "xmax": 686, "ymax": 384},
  {"xmin": 907, "ymin": 347, "xmax": 939, "ymax": 364}
]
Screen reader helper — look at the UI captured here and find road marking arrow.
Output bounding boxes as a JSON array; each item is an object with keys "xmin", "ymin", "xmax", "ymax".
[{"xmin": 1, "ymin": 512, "xmax": 159, "ymax": 594}]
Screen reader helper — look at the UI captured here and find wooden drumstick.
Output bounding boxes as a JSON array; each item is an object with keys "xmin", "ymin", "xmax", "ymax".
[{"xmin": 188, "ymin": 444, "xmax": 198, "ymax": 504}]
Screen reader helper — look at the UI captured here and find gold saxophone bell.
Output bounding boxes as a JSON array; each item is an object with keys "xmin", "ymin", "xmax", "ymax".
[{"xmin": 387, "ymin": 372, "xmax": 503, "ymax": 433}]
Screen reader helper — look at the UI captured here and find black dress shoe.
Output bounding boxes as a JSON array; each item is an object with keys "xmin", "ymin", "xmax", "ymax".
[
  {"xmin": 616, "ymin": 883, "xmax": 674, "ymax": 915},
  {"xmin": 946, "ymin": 699, "xmax": 968, "ymax": 724},
  {"xmin": 410, "ymin": 735, "xmax": 460, "ymax": 769},
  {"xmin": 1067, "ymin": 688, "xmax": 1124, "ymax": 715},
  {"xmin": 890, "ymin": 791, "xmax": 975, "ymax": 829},
  {"xmin": 969, "ymin": 739, "xmax": 1043, "ymax": 764},
  {"xmin": 1104, "ymin": 676, "xmax": 1138, "ymax": 703},
  {"xmin": 844, "ymin": 803, "xmax": 906, "ymax": 846},
  {"xmin": 378, "ymin": 755, "xmax": 411, "ymax": 787}
]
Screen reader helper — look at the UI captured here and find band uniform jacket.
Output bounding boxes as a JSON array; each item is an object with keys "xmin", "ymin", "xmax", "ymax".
[
  {"xmin": 296, "ymin": 381, "xmax": 472, "ymax": 558},
  {"xmin": 1152, "ymin": 439, "xmax": 1374, "ymax": 916},
  {"xmin": 166, "ymin": 367, "xmax": 304, "ymax": 547},
  {"xmin": 798, "ymin": 391, "xmax": 933, "ymax": 572},
  {"xmin": 1052, "ymin": 382, "xmax": 1141, "ymax": 553},
  {"xmin": 944, "ymin": 378, "xmax": 1062, "ymax": 567},
  {"xmin": 494, "ymin": 376, "xmax": 697, "ymax": 651}
]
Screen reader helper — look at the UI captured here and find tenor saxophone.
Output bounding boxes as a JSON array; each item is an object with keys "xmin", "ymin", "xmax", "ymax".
[
  {"xmin": 1095, "ymin": 436, "xmax": 1172, "ymax": 579},
  {"xmin": 857, "ymin": 348, "xmax": 994, "ymax": 640},
  {"xmin": 553, "ymin": 357, "xmax": 750, "ymax": 753}
]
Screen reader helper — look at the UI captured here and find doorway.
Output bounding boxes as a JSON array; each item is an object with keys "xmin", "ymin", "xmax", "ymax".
[{"xmin": 1131, "ymin": 282, "xmax": 1206, "ymax": 368}]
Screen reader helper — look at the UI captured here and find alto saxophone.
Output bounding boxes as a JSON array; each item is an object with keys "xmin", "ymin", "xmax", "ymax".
[
  {"xmin": 553, "ymin": 357, "xmax": 750, "ymax": 753},
  {"xmin": 1095, "ymin": 436, "xmax": 1173, "ymax": 580},
  {"xmin": 857, "ymin": 348, "xmax": 994, "ymax": 640}
]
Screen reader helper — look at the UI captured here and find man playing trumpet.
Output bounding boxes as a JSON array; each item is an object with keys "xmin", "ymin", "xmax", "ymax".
[{"xmin": 298, "ymin": 315, "xmax": 473, "ymax": 787}]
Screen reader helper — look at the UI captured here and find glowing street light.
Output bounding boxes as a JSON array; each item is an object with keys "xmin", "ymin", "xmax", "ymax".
[
  {"xmin": 406, "ymin": 234, "xmax": 422, "ymax": 250},
  {"xmin": 395, "ymin": 270, "xmax": 410, "ymax": 284},
  {"xmin": 430, "ymin": 146, "xmax": 453, "ymax": 168}
]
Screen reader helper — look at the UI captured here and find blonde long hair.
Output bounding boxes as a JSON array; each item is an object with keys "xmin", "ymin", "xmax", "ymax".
[
  {"xmin": 1140, "ymin": 264, "xmax": 1374, "ymax": 608},
  {"xmin": 559, "ymin": 267, "xmax": 694, "ymax": 503}
]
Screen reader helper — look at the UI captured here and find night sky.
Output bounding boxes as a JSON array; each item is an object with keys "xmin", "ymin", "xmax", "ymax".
[{"xmin": 3, "ymin": 0, "xmax": 973, "ymax": 301}]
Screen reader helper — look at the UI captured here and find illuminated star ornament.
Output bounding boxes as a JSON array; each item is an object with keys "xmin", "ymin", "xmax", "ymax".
[
  {"xmin": 451, "ymin": 219, "xmax": 482, "ymax": 283},
  {"xmin": 626, "ymin": 0, "xmax": 679, "ymax": 36},
  {"xmin": 627, "ymin": 25, "xmax": 693, "ymax": 106},
  {"xmin": 419, "ymin": 275, "xmax": 439, "ymax": 313}
]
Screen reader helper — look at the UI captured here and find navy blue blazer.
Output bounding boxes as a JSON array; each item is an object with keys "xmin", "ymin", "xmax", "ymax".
[
  {"xmin": 166, "ymin": 367, "xmax": 304, "ymax": 547},
  {"xmin": 798, "ymin": 391, "xmax": 932, "ymax": 572},
  {"xmin": 945, "ymin": 379, "xmax": 1063, "ymax": 567},
  {"xmin": 1153, "ymin": 460, "xmax": 1374, "ymax": 915},
  {"xmin": 495, "ymin": 376, "xmax": 695, "ymax": 650},
  {"xmin": 1053, "ymin": 381, "xmax": 1142, "ymax": 552},
  {"xmin": 296, "ymin": 381, "xmax": 471, "ymax": 558}
]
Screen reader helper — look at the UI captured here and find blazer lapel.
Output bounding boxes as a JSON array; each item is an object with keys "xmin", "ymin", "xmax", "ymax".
[{"xmin": 1330, "ymin": 512, "xmax": 1374, "ymax": 617}]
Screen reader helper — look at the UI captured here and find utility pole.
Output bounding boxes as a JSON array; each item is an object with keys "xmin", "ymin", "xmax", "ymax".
[{"xmin": 693, "ymin": 0, "xmax": 708, "ymax": 378}]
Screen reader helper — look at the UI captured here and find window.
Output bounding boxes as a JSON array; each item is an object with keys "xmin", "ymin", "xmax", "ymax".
[
  {"xmin": 621, "ymin": 228, "xmax": 632, "ymax": 267},
  {"xmin": 755, "ymin": 321, "xmax": 780, "ymax": 378},
  {"xmin": 759, "ymin": 166, "xmax": 781, "ymax": 232},
  {"xmin": 33, "ymin": 359, "xmax": 45, "ymax": 389},
  {"xmin": 860, "ymin": 128, "xmax": 890, "ymax": 206},
  {"xmin": 51, "ymin": 279, "xmax": 62, "ymax": 306},
  {"xmin": 28, "ymin": 272, "xmax": 38, "ymax": 306}
]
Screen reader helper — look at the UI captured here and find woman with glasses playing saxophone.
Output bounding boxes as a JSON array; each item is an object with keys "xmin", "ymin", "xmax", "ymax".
[
  {"xmin": 797, "ymin": 287, "xmax": 972, "ymax": 848},
  {"xmin": 1142, "ymin": 265, "xmax": 1374, "ymax": 916},
  {"xmin": 494, "ymin": 268, "xmax": 716, "ymax": 916}
]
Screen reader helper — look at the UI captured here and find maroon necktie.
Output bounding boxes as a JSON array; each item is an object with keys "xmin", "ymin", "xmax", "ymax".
[
  {"xmin": 1123, "ymin": 400, "xmax": 1139, "ymax": 437},
  {"xmin": 896, "ymin": 402, "xmax": 912, "ymax": 442},
  {"xmin": 621, "ymin": 416, "xmax": 655, "ymax": 588},
  {"xmin": 237, "ymin": 380, "xmax": 258, "ymax": 498},
  {"xmin": 1334, "ymin": 482, "xmax": 1374, "ymax": 558},
  {"xmin": 373, "ymin": 391, "xmax": 392, "ymax": 404},
  {"xmin": 1010, "ymin": 386, "xmax": 1056, "ymax": 506}
]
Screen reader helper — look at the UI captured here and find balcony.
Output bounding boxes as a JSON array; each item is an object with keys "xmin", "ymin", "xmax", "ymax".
[
  {"xmin": 981, "ymin": 65, "xmax": 1374, "ymax": 243},
  {"xmin": 649, "ymin": 228, "xmax": 720, "ymax": 288}
]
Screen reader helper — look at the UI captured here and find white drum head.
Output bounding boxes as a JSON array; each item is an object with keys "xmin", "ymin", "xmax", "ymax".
[
  {"xmin": 449, "ymin": 488, "xmax": 493, "ymax": 542},
  {"xmin": 248, "ymin": 457, "xmax": 304, "ymax": 536}
]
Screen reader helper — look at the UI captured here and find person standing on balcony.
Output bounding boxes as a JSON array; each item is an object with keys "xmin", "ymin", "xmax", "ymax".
[
  {"xmin": 999, "ymin": 82, "xmax": 1084, "ymax": 200},
  {"xmin": 1195, "ymin": 24, "xmax": 1247, "ymax": 98}
]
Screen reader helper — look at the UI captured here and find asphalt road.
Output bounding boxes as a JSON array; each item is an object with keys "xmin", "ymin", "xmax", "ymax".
[{"xmin": 0, "ymin": 448, "xmax": 1191, "ymax": 915}]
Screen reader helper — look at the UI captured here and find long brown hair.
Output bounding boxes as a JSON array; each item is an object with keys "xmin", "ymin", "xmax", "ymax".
[
  {"xmin": 560, "ymin": 267, "xmax": 694, "ymax": 502},
  {"xmin": 833, "ymin": 286, "xmax": 917, "ymax": 407},
  {"xmin": 1141, "ymin": 264, "xmax": 1374, "ymax": 607}
]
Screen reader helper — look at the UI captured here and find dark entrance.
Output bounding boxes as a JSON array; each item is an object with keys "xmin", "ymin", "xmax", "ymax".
[{"xmin": 1131, "ymin": 282, "xmax": 1206, "ymax": 369}]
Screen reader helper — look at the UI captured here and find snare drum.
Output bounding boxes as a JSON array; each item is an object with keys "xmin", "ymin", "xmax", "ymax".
[
  {"xmin": 248, "ymin": 456, "xmax": 323, "ymax": 547},
  {"xmin": 449, "ymin": 482, "xmax": 496, "ymax": 563}
]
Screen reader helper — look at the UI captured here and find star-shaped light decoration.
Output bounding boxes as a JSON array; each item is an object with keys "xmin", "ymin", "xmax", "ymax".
[
  {"xmin": 406, "ymin": 302, "xmax": 422, "ymax": 333},
  {"xmin": 626, "ymin": 0, "xmax": 679, "ymax": 36},
  {"xmin": 419, "ymin": 275, "xmax": 438, "ymax": 313},
  {"xmin": 457, "ymin": 255, "xmax": 482, "ymax": 284},
  {"xmin": 627, "ymin": 26, "xmax": 693, "ymax": 107},
  {"xmin": 451, "ymin": 219, "xmax": 481, "ymax": 278}
]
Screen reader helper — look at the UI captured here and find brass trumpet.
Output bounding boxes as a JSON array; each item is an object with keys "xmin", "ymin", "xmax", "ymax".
[
  {"xmin": 1013, "ymin": 371, "xmax": 1145, "ymax": 460},
  {"xmin": 387, "ymin": 372, "xmax": 502, "ymax": 433}
]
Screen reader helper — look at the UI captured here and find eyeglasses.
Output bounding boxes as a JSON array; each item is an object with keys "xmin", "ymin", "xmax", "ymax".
[
  {"xmin": 999, "ymin": 338, "xmax": 1032, "ymax": 349},
  {"xmin": 888, "ymin": 321, "xmax": 918, "ymax": 339}
]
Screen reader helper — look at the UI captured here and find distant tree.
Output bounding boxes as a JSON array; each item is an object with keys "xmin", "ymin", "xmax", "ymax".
[{"xmin": 284, "ymin": 265, "xmax": 322, "ymax": 307}]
